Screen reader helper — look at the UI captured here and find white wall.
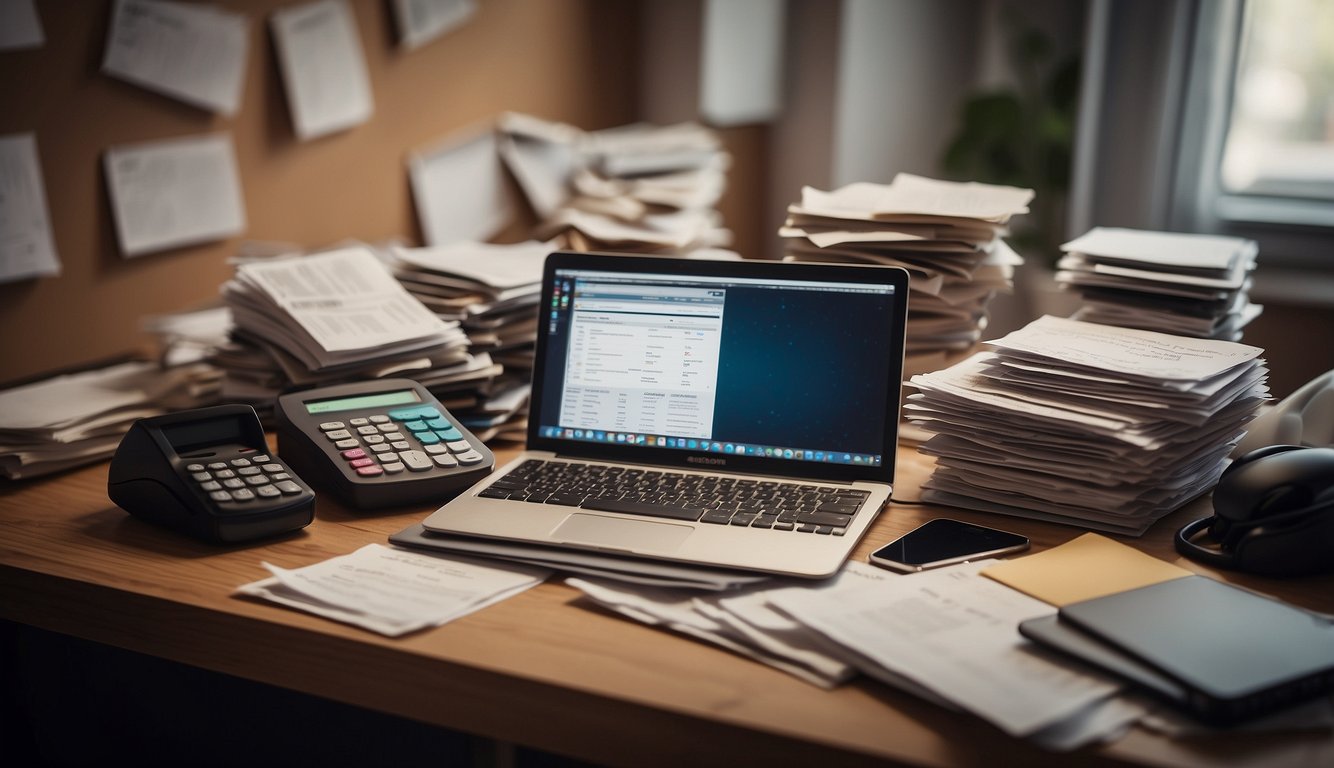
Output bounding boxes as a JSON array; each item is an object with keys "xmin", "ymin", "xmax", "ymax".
[{"xmin": 830, "ymin": 0, "xmax": 982, "ymax": 187}]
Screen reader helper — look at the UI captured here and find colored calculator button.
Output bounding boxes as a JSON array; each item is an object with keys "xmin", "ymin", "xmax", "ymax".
[
  {"xmin": 403, "ymin": 420, "xmax": 428, "ymax": 432},
  {"xmin": 350, "ymin": 458, "xmax": 375, "ymax": 468},
  {"xmin": 341, "ymin": 448, "xmax": 367, "ymax": 460},
  {"xmin": 355, "ymin": 466, "xmax": 383, "ymax": 477},
  {"xmin": 436, "ymin": 427, "xmax": 463, "ymax": 441},
  {"xmin": 425, "ymin": 417, "xmax": 451, "ymax": 430},
  {"xmin": 416, "ymin": 432, "xmax": 441, "ymax": 445}
]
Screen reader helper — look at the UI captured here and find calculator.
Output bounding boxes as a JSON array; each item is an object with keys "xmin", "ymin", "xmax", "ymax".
[
  {"xmin": 275, "ymin": 379, "xmax": 495, "ymax": 509},
  {"xmin": 108, "ymin": 404, "xmax": 315, "ymax": 544}
]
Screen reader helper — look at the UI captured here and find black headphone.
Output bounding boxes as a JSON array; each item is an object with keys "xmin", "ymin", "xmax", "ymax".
[{"xmin": 1175, "ymin": 445, "xmax": 1334, "ymax": 576}]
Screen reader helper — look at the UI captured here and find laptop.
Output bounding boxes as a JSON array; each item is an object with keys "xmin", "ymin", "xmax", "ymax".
[{"xmin": 419, "ymin": 251, "xmax": 910, "ymax": 578}]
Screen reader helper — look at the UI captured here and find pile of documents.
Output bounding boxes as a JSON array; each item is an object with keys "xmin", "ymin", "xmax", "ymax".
[
  {"xmin": 904, "ymin": 316, "xmax": 1269, "ymax": 535},
  {"xmin": 1056, "ymin": 227, "xmax": 1262, "ymax": 340},
  {"xmin": 566, "ymin": 559, "xmax": 1145, "ymax": 750},
  {"xmin": 499, "ymin": 112, "xmax": 734, "ymax": 256},
  {"xmin": 779, "ymin": 174, "xmax": 1031, "ymax": 375},
  {"xmin": 214, "ymin": 246, "xmax": 486, "ymax": 419},
  {"xmin": 388, "ymin": 240, "xmax": 552, "ymax": 440},
  {"xmin": 0, "ymin": 360, "xmax": 218, "ymax": 479}
]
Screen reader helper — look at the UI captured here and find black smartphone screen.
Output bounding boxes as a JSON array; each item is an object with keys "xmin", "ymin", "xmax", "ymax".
[{"xmin": 870, "ymin": 518, "xmax": 1029, "ymax": 570}]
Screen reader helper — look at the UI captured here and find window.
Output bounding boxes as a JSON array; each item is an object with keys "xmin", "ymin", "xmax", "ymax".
[
  {"xmin": 1220, "ymin": 0, "xmax": 1334, "ymax": 205},
  {"xmin": 1170, "ymin": 0, "xmax": 1334, "ymax": 267}
]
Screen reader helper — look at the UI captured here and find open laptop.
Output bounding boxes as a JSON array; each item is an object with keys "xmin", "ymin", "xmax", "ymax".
[{"xmin": 419, "ymin": 251, "xmax": 910, "ymax": 578}]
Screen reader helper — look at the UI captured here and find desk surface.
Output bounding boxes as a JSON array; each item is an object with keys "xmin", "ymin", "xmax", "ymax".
[{"xmin": 2, "ymin": 440, "xmax": 1331, "ymax": 768}]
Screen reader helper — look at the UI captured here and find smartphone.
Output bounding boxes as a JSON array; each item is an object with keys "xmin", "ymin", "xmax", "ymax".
[{"xmin": 868, "ymin": 518, "xmax": 1030, "ymax": 573}]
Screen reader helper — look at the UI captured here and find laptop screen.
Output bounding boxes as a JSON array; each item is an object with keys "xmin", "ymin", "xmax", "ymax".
[{"xmin": 528, "ymin": 252, "xmax": 910, "ymax": 483}]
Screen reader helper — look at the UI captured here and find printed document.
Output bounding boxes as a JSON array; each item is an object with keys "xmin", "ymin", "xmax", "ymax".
[
  {"xmin": 102, "ymin": 0, "xmax": 249, "ymax": 115},
  {"xmin": 0, "ymin": 0, "xmax": 43, "ymax": 50},
  {"xmin": 986, "ymin": 315, "xmax": 1262, "ymax": 381},
  {"xmin": 768, "ymin": 561, "xmax": 1122, "ymax": 737},
  {"xmin": 230, "ymin": 247, "xmax": 452, "ymax": 355},
  {"xmin": 271, "ymin": 0, "xmax": 374, "ymax": 140},
  {"xmin": 236, "ymin": 543, "xmax": 549, "ymax": 636},
  {"xmin": 391, "ymin": 0, "xmax": 476, "ymax": 50},
  {"xmin": 409, "ymin": 127, "xmax": 516, "ymax": 246},
  {"xmin": 0, "ymin": 133, "xmax": 60, "ymax": 283},
  {"xmin": 103, "ymin": 132, "xmax": 246, "ymax": 257}
]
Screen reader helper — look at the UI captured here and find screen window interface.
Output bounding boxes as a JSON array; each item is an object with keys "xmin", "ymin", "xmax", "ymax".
[{"xmin": 537, "ymin": 268, "xmax": 898, "ymax": 468}]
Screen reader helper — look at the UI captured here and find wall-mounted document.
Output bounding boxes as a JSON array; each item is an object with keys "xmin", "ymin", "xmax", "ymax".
[
  {"xmin": 102, "ymin": 0, "xmax": 249, "ymax": 116},
  {"xmin": 104, "ymin": 132, "xmax": 246, "ymax": 257},
  {"xmin": 391, "ymin": 0, "xmax": 476, "ymax": 50},
  {"xmin": 0, "ymin": 0, "xmax": 43, "ymax": 51},
  {"xmin": 409, "ymin": 127, "xmax": 516, "ymax": 246},
  {"xmin": 271, "ymin": 0, "xmax": 374, "ymax": 140},
  {"xmin": 0, "ymin": 133, "xmax": 60, "ymax": 283},
  {"xmin": 699, "ymin": 0, "xmax": 786, "ymax": 126}
]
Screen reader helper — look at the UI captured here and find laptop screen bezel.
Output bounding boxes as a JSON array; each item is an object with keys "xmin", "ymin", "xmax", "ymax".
[{"xmin": 526, "ymin": 251, "xmax": 910, "ymax": 484}]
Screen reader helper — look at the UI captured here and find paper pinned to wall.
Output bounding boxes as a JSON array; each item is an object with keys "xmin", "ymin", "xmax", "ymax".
[
  {"xmin": 104, "ymin": 132, "xmax": 247, "ymax": 257},
  {"xmin": 408, "ymin": 126, "xmax": 517, "ymax": 246},
  {"xmin": 0, "ymin": 0, "xmax": 44, "ymax": 51},
  {"xmin": 102, "ymin": 0, "xmax": 249, "ymax": 116},
  {"xmin": 270, "ymin": 0, "xmax": 374, "ymax": 140},
  {"xmin": 699, "ymin": 0, "xmax": 786, "ymax": 126},
  {"xmin": 0, "ymin": 133, "xmax": 60, "ymax": 283},
  {"xmin": 391, "ymin": 0, "xmax": 477, "ymax": 50}
]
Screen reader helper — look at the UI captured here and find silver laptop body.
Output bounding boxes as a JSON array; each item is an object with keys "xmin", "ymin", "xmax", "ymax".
[{"xmin": 421, "ymin": 251, "xmax": 910, "ymax": 578}]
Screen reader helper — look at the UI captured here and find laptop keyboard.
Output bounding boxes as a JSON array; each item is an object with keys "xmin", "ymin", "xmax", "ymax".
[{"xmin": 476, "ymin": 460, "xmax": 871, "ymax": 535}]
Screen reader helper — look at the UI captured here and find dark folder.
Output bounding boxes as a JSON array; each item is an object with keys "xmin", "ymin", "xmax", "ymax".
[{"xmin": 1021, "ymin": 576, "xmax": 1334, "ymax": 725}]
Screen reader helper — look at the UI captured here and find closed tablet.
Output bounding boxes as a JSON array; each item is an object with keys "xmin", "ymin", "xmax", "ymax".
[{"xmin": 1059, "ymin": 576, "xmax": 1334, "ymax": 708}]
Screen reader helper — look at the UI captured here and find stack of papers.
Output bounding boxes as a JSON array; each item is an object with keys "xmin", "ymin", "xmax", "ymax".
[
  {"xmin": 1056, "ymin": 228, "xmax": 1262, "ymax": 341},
  {"xmin": 389, "ymin": 240, "xmax": 552, "ymax": 440},
  {"xmin": 499, "ymin": 113, "xmax": 734, "ymax": 256},
  {"xmin": 905, "ymin": 316, "xmax": 1269, "ymax": 535},
  {"xmin": 214, "ymin": 246, "xmax": 486, "ymax": 418},
  {"xmin": 0, "ymin": 360, "xmax": 218, "ymax": 479},
  {"xmin": 779, "ymin": 174, "xmax": 1031, "ymax": 375}
]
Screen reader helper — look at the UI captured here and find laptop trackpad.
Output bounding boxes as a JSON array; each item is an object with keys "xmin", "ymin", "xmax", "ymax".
[{"xmin": 554, "ymin": 513, "xmax": 693, "ymax": 554}]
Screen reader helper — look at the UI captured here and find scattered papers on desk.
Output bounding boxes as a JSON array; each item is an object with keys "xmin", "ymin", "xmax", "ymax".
[
  {"xmin": 0, "ymin": 360, "xmax": 217, "ymax": 479},
  {"xmin": 102, "ymin": 0, "xmax": 249, "ymax": 116},
  {"xmin": 769, "ymin": 560, "xmax": 1142, "ymax": 748},
  {"xmin": 906, "ymin": 316, "xmax": 1269, "ymax": 534},
  {"xmin": 104, "ymin": 132, "xmax": 247, "ymax": 258},
  {"xmin": 1057, "ymin": 228, "xmax": 1262, "ymax": 341},
  {"xmin": 0, "ymin": 133, "xmax": 60, "ymax": 284},
  {"xmin": 390, "ymin": 522, "xmax": 767, "ymax": 590},
  {"xmin": 779, "ymin": 174, "xmax": 1031, "ymax": 375},
  {"xmin": 236, "ymin": 543, "xmax": 549, "ymax": 637},
  {"xmin": 565, "ymin": 562, "xmax": 895, "ymax": 690}
]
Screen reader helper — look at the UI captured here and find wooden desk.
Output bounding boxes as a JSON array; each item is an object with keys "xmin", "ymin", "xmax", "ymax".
[{"xmin": 2, "ymin": 442, "xmax": 1331, "ymax": 767}]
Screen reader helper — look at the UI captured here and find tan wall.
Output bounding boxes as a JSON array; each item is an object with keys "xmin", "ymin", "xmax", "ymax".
[{"xmin": 0, "ymin": 0, "xmax": 650, "ymax": 385}]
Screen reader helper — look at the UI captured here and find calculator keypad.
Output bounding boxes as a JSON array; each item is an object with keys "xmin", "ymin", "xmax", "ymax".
[
  {"xmin": 319, "ymin": 405, "xmax": 485, "ymax": 479},
  {"xmin": 187, "ymin": 453, "xmax": 304, "ymax": 505}
]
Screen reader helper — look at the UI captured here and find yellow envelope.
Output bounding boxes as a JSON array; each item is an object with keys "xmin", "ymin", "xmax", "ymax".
[{"xmin": 980, "ymin": 532, "xmax": 1192, "ymax": 606}]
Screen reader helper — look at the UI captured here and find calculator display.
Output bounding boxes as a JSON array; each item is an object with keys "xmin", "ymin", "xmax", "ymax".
[{"xmin": 305, "ymin": 388, "xmax": 422, "ymax": 414}]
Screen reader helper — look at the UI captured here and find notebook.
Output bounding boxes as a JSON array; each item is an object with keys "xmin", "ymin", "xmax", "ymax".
[{"xmin": 419, "ymin": 251, "xmax": 910, "ymax": 578}]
